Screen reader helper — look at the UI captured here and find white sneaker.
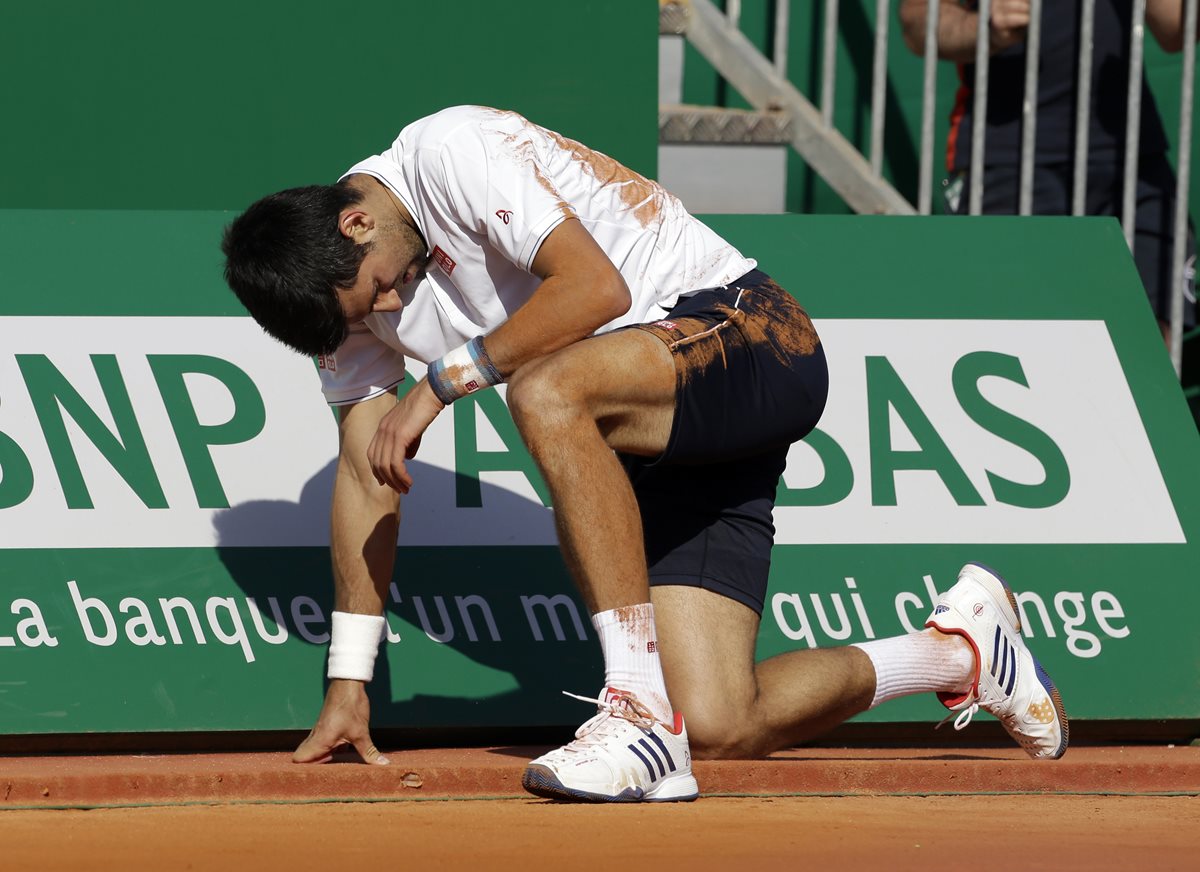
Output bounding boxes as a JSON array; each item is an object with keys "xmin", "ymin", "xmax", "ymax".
[
  {"xmin": 926, "ymin": 563, "xmax": 1069, "ymax": 759},
  {"xmin": 522, "ymin": 688, "xmax": 699, "ymax": 802}
]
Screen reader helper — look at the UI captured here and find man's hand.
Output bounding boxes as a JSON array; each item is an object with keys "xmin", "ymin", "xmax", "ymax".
[
  {"xmin": 1147, "ymin": 0, "xmax": 1200, "ymax": 53},
  {"xmin": 899, "ymin": 0, "xmax": 1033, "ymax": 61},
  {"xmin": 989, "ymin": 0, "xmax": 1031, "ymax": 52},
  {"xmin": 293, "ymin": 679, "xmax": 390, "ymax": 765},
  {"xmin": 367, "ymin": 378, "xmax": 445, "ymax": 493}
]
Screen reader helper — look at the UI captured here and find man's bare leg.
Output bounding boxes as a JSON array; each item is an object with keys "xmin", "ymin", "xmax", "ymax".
[
  {"xmin": 505, "ymin": 329, "xmax": 676, "ymax": 613},
  {"xmin": 511, "ymin": 329, "xmax": 704, "ymax": 801},
  {"xmin": 505, "ymin": 327, "xmax": 982, "ymax": 778},
  {"xmin": 506, "ymin": 328, "xmax": 944, "ymax": 749},
  {"xmin": 650, "ymin": 586, "xmax": 869, "ymax": 757},
  {"xmin": 652, "ymin": 585, "xmax": 974, "ymax": 758},
  {"xmin": 506, "ymin": 327, "xmax": 684, "ymax": 723}
]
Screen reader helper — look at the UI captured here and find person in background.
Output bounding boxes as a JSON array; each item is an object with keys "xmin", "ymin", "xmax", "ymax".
[{"xmin": 899, "ymin": 0, "xmax": 1198, "ymax": 344}]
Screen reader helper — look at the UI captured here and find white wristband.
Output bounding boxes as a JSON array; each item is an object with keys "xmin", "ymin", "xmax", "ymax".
[{"xmin": 327, "ymin": 611, "xmax": 386, "ymax": 681}]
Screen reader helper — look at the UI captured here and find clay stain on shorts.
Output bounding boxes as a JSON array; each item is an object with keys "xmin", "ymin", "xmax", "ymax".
[
  {"xmin": 741, "ymin": 281, "xmax": 821, "ymax": 362},
  {"xmin": 669, "ymin": 313, "xmax": 738, "ymax": 385},
  {"xmin": 643, "ymin": 283, "xmax": 821, "ymax": 388}
]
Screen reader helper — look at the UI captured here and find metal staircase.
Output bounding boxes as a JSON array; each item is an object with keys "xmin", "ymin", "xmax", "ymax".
[{"xmin": 658, "ymin": 0, "xmax": 915, "ymax": 215}]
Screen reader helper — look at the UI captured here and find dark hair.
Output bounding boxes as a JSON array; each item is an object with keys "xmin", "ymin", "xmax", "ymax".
[{"xmin": 221, "ymin": 183, "xmax": 370, "ymax": 356}]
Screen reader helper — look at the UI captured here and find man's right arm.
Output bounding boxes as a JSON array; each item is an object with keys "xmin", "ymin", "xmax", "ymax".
[
  {"xmin": 899, "ymin": 0, "xmax": 1031, "ymax": 62},
  {"xmin": 293, "ymin": 389, "xmax": 401, "ymax": 765}
]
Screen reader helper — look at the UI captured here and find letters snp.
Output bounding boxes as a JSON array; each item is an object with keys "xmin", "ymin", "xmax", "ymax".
[{"xmin": 0, "ymin": 350, "xmax": 1070, "ymax": 512}]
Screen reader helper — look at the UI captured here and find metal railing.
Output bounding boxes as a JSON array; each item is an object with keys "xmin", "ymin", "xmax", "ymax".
[
  {"xmin": 662, "ymin": 0, "xmax": 1198, "ymax": 376},
  {"xmin": 1171, "ymin": 0, "xmax": 1198, "ymax": 370},
  {"xmin": 662, "ymin": 0, "xmax": 915, "ymax": 213},
  {"xmin": 916, "ymin": 0, "xmax": 1195, "ymax": 373}
]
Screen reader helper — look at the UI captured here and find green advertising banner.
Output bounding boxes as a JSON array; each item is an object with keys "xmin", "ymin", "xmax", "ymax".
[{"xmin": 1, "ymin": 212, "xmax": 1197, "ymax": 736}]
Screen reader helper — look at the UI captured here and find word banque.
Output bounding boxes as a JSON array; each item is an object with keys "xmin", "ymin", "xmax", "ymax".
[
  {"xmin": 1, "ymin": 574, "xmax": 1130, "ymax": 663},
  {"xmin": 0, "ymin": 582, "xmax": 591, "ymax": 664}
]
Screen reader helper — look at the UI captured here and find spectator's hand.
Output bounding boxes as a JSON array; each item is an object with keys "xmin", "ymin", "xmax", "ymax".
[
  {"xmin": 293, "ymin": 679, "xmax": 389, "ymax": 765},
  {"xmin": 366, "ymin": 378, "xmax": 445, "ymax": 494},
  {"xmin": 989, "ymin": 0, "xmax": 1031, "ymax": 51}
]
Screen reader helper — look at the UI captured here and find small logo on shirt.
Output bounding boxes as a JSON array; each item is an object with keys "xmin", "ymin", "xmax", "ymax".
[
  {"xmin": 647, "ymin": 640, "xmax": 657, "ymax": 653},
  {"xmin": 495, "ymin": 209, "xmax": 513, "ymax": 225},
  {"xmin": 316, "ymin": 353, "xmax": 337, "ymax": 372},
  {"xmin": 432, "ymin": 245, "xmax": 456, "ymax": 276},
  {"xmin": 654, "ymin": 320, "xmax": 678, "ymax": 330}
]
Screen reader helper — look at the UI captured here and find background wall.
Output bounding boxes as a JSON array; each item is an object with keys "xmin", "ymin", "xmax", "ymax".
[
  {"xmin": 0, "ymin": 0, "xmax": 658, "ymax": 211},
  {"xmin": 2, "ymin": 213, "xmax": 1198, "ymax": 736}
]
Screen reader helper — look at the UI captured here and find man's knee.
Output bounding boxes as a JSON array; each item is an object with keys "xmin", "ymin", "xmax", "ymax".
[
  {"xmin": 682, "ymin": 704, "xmax": 763, "ymax": 760},
  {"xmin": 653, "ymin": 585, "xmax": 767, "ymax": 758},
  {"xmin": 670, "ymin": 680, "xmax": 765, "ymax": 759},
  {"xmin": 505, "ymin": 359, "xmax": 575, "ymax": 434}
]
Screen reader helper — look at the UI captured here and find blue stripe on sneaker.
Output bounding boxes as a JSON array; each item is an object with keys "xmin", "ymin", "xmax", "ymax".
[
  {"xmin": 1002, "ymin": 639, "xmax": 1012, "ymax": 687},
  {"xmin": 627, "ymin": 743, "xmax": 657, "ymax": 780},
  {"xmin": 1005, "ymin": 646, "xmax": 1018, "ymax": 695},
  {"xmin": 991, "ymin": 626, "xmax": 1002, "ymax": 677},
  {"xmin": 646, "ymin": 731, "xmax": 677, "ymax": 773},
  {"xmin": 638, "ymin": 738, "xmax": 666, "ymax": 777}
]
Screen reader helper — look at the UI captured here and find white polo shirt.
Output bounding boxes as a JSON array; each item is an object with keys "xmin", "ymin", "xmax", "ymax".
[{"xmin": 318, "ymin": 105, "xmax": 756, "ymax": 406}]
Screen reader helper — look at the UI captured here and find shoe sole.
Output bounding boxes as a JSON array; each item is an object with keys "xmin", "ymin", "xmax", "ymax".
[
  {"xmin": 960, "ymin": 562, "xmax": 1070, "ymax": 760},
  {"xmin": 522, "ymin": 764, "xmax": 699, "ymax": 803}
]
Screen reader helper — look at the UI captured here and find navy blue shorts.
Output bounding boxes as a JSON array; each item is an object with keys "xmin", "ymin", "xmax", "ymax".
[{"xmin": 619, "ymin": 270, "xmax": 828, "ymax": 615}]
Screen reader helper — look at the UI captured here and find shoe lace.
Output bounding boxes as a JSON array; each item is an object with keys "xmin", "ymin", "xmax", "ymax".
[
  {"xmin": 936, "ymin": 701, "xmax": 1040, "ymax": 751},
  {"xmin": 937, "ymin": 704, "xmax": 979, "ymax": 732},
  {"xmin": 561, "ymin": 689, "xmax": 665, "ymax": 735}
]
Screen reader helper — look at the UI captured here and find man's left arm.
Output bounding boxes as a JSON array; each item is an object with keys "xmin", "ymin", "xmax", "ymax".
[{"xmin": 1147, "ymin": 0, "xmax": 1200, "ymax": 53}]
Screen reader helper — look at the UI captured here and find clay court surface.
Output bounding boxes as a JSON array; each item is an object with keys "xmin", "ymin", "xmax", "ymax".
[
  {"xmin": 5, "ymin": 795, "xmax": 1199, "ymax": 871},
  {"xmin": 4, "ymin": 745, "xmax": 1198, "ymax": 870}
]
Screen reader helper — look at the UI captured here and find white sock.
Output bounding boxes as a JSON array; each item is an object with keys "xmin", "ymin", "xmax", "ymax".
[
  {"xmin": 853, "ymin": 630, "xmax": 976, "ymax": 709},
  {"xmin": 591, "ymin": 603, "xmax": 672, "ymax": 723}
]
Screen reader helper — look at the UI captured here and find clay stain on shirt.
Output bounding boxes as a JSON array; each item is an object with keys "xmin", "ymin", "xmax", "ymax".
[
  {"xmin": 485, "ymin": 109, "xmax": 668, "ymax": 229},
  {"xmin": 542, "ymin": 129, "xmax": 667, "ymax": 229}
]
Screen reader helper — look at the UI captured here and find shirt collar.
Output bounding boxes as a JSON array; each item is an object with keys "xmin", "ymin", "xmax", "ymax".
[{"xmin": 338, "ymin": 153, "xmax": 423, "ymax": 241}]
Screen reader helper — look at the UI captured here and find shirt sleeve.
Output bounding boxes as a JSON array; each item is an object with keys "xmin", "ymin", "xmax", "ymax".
[
  {"xmin": 420, "ymin": 116, "xmax": 576, "ymax": 273},
  {"xmin": 316, "ymin": 321, "xmax": 406, "ymax": 407}
]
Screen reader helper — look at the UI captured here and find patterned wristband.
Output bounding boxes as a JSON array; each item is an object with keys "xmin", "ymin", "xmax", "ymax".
[{"xmin": 427, "ymin": 335, "xmax": 504, "ymax": 404}]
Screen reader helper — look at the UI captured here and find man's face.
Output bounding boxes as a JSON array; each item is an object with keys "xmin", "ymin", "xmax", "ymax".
[{"xmin": 337, "ymin": 211, "xmax": 429, "ymax": 323}]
